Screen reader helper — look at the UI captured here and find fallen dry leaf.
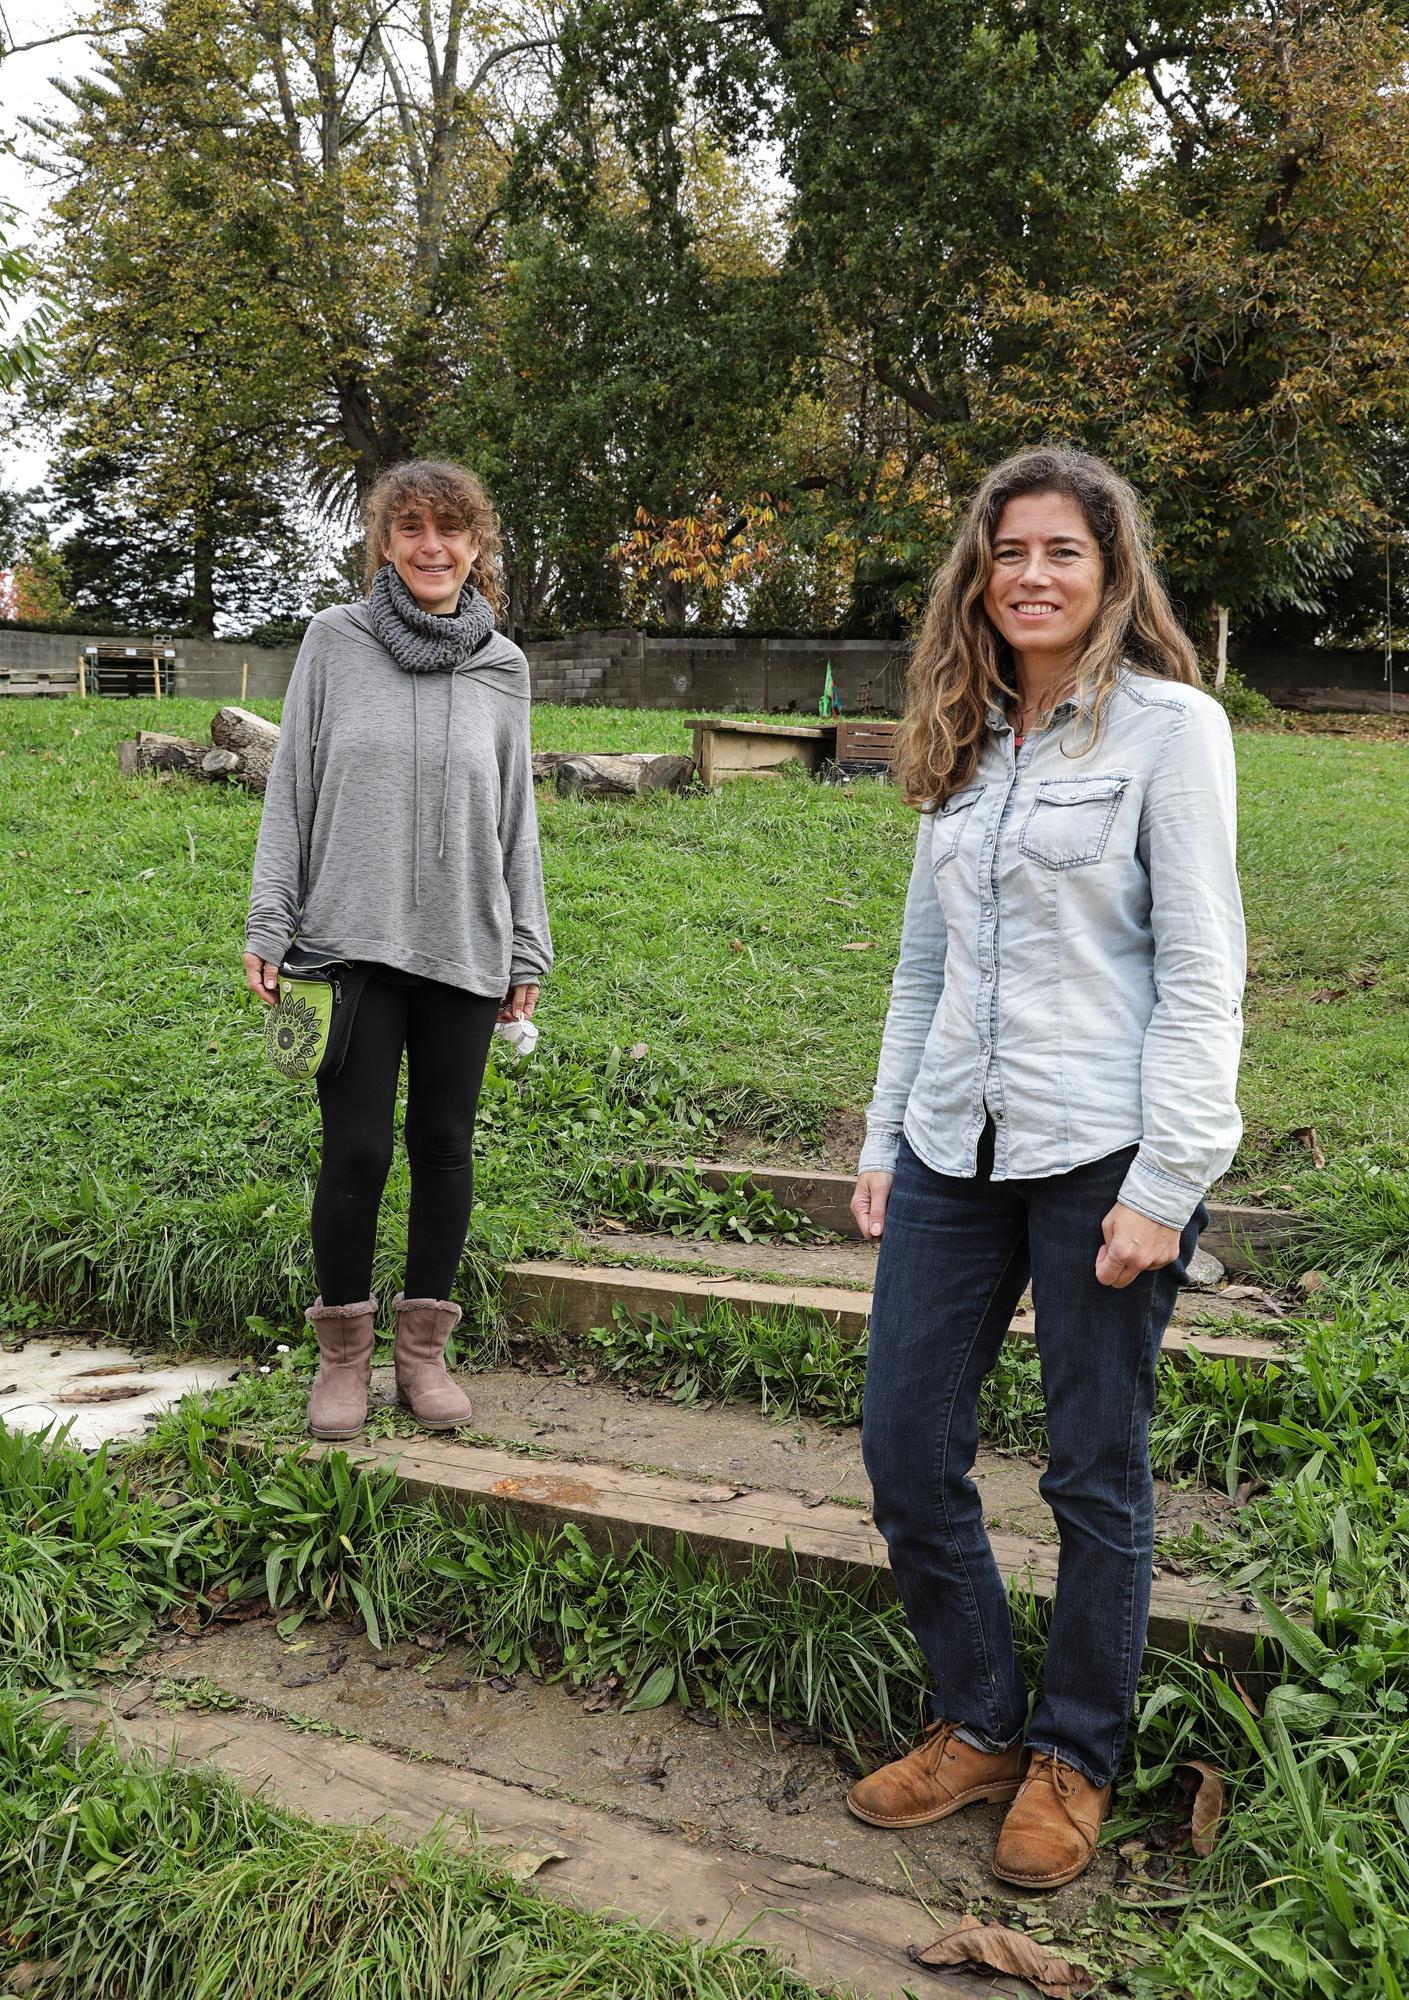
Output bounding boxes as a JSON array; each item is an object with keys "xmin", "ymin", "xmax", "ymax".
[
  {"xmin": 57, "ymin": 1383, "xmax": 145, "ymax": 1404},
  {"xmin": 597, "ymin": 1217, "xmax": 628, "ymax": 1233},
  {"xmin": 501, "ymin": 1846, "xmax": 567, "ymax": 1881},
  {"xmin": 1290, "ymin": 1126, "xmax": 1326, "ymax": 1169},
  {"xmin": 628, "ymin": 1041, "xmax": 649, "ymax": 1059},
  {"xmin": 909, "ymin": 1915, "xmax": 1092, "ymax": 1994},
  {"xmin": 1308, "ymin": 988, "xmax": 1345, "ymax": 1005},
  {"xmin": 1298, "ymin": 1269, "xmax": 1328, "ymax": 1295},
  {"xmin": 840, "ymin": 940, "xmax": 873, "ymax": 950},
  {"xmin": 1178, "ymin": 1759, "xmax": 1227, "ymax": 1856},
  {"xmin": 729, "ymin": 938, "xmax": 744, "ymax": 952}
]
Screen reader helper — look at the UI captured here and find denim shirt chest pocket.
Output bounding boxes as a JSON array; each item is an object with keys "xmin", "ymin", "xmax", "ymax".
[
  {"xmin": 931, "ymin": 783, "xmax": 986, "ymax": 867},
  {"xmin": 1018, "ymin": 773, "xmax": 1131, "ymax": 870}
]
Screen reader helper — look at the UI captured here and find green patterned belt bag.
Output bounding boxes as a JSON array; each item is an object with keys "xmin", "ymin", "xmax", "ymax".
[{"xmin": 265, "ymin": 946, "xmax": 373, "ymax": 1083}]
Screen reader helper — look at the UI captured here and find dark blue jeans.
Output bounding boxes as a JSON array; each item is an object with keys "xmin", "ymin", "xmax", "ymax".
[{"xmin": 862, "ymin": 1127, "xmax": 1205, "ymax": 1787}]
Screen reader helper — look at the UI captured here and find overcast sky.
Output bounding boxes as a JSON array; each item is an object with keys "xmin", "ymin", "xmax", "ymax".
[{"xmin": 2, "ymin": 1, "xmax": 103, "ymax": 491}]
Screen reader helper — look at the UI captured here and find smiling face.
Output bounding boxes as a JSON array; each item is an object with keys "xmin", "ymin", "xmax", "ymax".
[
  {"xmin": 382, "ymin": 503, "xmax": 479, "ymax": 615},
  {"xmin": 982, "ymin": 490, "xmax": 1105, "ymax": 680}
]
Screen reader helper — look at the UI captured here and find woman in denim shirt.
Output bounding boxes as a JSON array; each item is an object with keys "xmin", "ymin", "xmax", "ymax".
[{"xmin": 845, "ymin": 446, "xmax": 1245, "ymax": 1889}]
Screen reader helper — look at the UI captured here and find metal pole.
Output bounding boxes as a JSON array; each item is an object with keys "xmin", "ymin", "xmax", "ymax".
[{"xmin": 1387, "ymin": 540, "xmax": 1395, "ymax": 718}]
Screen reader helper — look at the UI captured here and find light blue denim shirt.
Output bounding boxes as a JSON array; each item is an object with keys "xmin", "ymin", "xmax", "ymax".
[{"xmin": 859, "ymin": 669, "xmax": 1246, "ymax": 1228}]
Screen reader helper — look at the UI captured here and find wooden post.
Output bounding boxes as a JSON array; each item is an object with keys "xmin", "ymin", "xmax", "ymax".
[
  {"xmin": 1214, "ymin": 604, "xmax": 1230, "ymax": 690},
  {"xmin": 78, "ymin": 654, "xmax": 87, "ymax": 698},
  {"xmin": 241, "ymin": 658, "xmax": 249, "ymax": 704},
  {"xmin": 153, "ymin": 654, "xmax": 162, "ymax": 700}
]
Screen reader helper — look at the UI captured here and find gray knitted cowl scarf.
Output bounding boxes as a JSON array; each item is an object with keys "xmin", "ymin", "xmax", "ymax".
[
  {"xmin": 365, "ymin": 562, "xmax": 498, "ymax": 907},
  {"xmin": 366, "ymin": 561, "xmax": 495, "ymax": 671}
]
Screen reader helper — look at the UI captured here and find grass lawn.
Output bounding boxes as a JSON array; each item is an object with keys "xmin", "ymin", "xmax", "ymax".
[
  {"xmin": 4, "ymin": 694, "xmax": 1409, "ymax": 1996},
  {"xmin": 2, "ymin": 695, "xmax": 1407, "ymax": 1336}
]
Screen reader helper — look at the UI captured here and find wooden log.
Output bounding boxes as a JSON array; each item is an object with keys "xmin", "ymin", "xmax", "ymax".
[
  {"xmin": 210, "ymin": 705, "xmax": 279, "ymax": 792},
  {"xmin": 555, "ymin": 752, "xmax": 694, "ymax": 798},
  {"xmin": 116, "ymin": 732, "xmax": 206, "ymax": 778},
  {"xmin": 532, "ymin": 752, "xmax": 578, "ymax": 782}
]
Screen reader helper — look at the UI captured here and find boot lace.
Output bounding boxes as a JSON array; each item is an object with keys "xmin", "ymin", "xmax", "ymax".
[
  {"xmin": 915, "ymin": 1720, "xmax": 961, "ymax": 1772},
  {"xmin": 1025, "ymin": 1751, "xmax": 1085, "ymax": 1828}
]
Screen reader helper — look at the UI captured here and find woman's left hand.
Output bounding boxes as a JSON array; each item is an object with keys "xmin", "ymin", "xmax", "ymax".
[
  {"xmin": 1096, "ymin": 1203, "xmax": 1181, "ymax": 1289},
  {"xmin": 499, "ymin": 983, "xmax": 540, "ymax": 1024}
]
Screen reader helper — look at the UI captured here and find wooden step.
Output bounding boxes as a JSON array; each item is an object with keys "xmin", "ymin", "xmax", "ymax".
[
  {"xmin": 60, "ymin": 1690, "xmax": 987, "ymax": 1999},
  {"xmin": 651, "ymin": 1159, "xmax": 1298, "ymax": 1275},
  {"xmin": 501, "ymin": 1259, "xmax": 1287, "ymax": 1372},
  {"xmin": 295, "ymin": 1431, "xmax": 1277, "ymax": 1672}
]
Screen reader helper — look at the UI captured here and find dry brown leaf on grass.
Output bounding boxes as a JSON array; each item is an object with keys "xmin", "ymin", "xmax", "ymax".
[
  {"xmin": 1177, "ymin": 1759, "xmax": 1227, "ymax": 1856},
  {"xmin": 908, "ymin": 1915, "xmax": 1093, "ymax": 1993},
  {"xmin": 1289, "ymin": 1126, "xmax": 1326, "ymax": 1170}
]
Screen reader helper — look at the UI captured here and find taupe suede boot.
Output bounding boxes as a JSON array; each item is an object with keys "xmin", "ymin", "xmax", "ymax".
[
  {"xmin": 991, "ymin": 1751, "xmax": 1111, "ymax": 1888},
  {"xmin": 847, "ymin": 1720, "xmax": 1027, "ymax": 1828},
  {"xmin": 304, "ymin": 1295, "xmax": 377, "ymax": 1440},
  {"xmin": 392, "ymin": 1293, "xmax": 473, "ymax": 1428}
]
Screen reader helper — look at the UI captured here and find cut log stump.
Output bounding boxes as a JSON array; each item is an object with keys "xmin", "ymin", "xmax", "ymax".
[
  {"xmin": 115, "ymin": 732, "xmax": 207, "ymax": 779},
  {"xmin": 210, "ymin": 705, "xmax": 279, "ymax": 793},
  {"xmin": 555, "ymin": 752, "xmax": 694, "ymax": 798}
]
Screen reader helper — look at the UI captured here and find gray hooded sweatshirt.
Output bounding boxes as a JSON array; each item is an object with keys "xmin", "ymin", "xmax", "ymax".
[{"xmin": 245, "ymin": 601, "xmax": 552, "ymax": 994}]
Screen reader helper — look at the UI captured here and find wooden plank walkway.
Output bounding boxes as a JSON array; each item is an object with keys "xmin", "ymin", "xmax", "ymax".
[
  {"xmin": 60, "ymin": 1690, "xmax": 989, "ymax": 1999},
  {"xmin": 501, "ymin": 1259, "xmax": 1287, "ymax": 1373},
  {"xmin": 291, "ymin": 1432, "xmax": 1275, "ymax": 1671},
  {"xmin": 650, "ymin": 1158, "xmax": 1298, "ymax": 1274}
]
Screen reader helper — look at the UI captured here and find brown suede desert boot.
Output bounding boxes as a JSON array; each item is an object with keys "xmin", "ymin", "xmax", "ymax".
[
  {"xmin": 991, "ymin": 1750, "xmax": 1111, "ymax": 1888},
  {"xmin": 305, "ymin": 1295, "xmax": 377, "ymax": 1440},
  {"xmin": 847, "ymin": 1721, "xmax": 1026, "ymax": 1829},
  {"xmin": 392, "ymin": 1293, "xmax": 473, "ymax": 1427}
]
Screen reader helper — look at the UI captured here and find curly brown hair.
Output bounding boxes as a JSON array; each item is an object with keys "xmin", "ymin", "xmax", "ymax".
[
  {"xmin": 363, "ymin": 459, "xmax": 504, "ymax": 620},
  {"xmin": 895, "ymin": 446, "xmax": 1200, "ymax": 810}
]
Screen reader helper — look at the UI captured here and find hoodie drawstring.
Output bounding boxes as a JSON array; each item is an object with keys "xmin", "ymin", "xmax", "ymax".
[
  {"xmin": 411, "ymin": 676, "xmax": 422, "ymax": 908},
  {"xmin": 439, "ymin": 670, "xmax": 458, "ymax": 862}
]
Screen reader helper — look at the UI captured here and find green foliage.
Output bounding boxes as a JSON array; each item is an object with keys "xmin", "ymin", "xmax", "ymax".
[
  {"xmin": 587, "ymin": 1298, "xmax": 867, "ymax": 1425},
  {"xmin": 0, "ymin": 1691, "xmax": 821, "ymax": 2000},
  {"xmin": 1208, "ymin": 667, "xmax": 1281, "ymax": 725},
  {"xmin": 5, "ymin": 699, "xmax": 1409, "ymax": 1342},
  {"xmin": 566, "ymin": 1160, "xmax": 832, "ymax": 1244}
]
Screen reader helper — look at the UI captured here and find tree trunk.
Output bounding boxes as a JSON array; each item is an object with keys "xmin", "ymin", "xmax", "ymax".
[
  {"xmin": 210, "ymin": 705, "xmax": 280, "ymax": 792},
  {"xmin": 191, "ymin": 517, "xmax": 216, "ymax": 635}
]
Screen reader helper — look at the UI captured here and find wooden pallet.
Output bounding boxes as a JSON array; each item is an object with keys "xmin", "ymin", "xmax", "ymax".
[{"xmin": 0, "ymin": 664, "xmax": 80, "ymax": 697}]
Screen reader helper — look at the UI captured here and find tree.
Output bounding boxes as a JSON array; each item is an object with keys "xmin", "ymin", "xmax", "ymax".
[
  {"xmin": 28, "ymin": 0, "xmax": 557, "ymax": 634},
  {"xmin": 431, "ymin": 18, "xmax": 807, "ymax": 628}
]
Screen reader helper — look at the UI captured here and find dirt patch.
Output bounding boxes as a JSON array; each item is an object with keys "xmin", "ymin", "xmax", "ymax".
[
  {"xmin": 146, "ymin": 1614, "xmax": 1120, "ymax": 1938},
  {"xmin": 457, "ymin": 1365, "xmax": 1235, "ymax": 1548}
]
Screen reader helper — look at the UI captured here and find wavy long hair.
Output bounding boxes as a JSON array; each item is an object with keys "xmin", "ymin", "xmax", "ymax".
[
  {"xmin": 895, "ymin": 446, "xmax": 1199, "ymax": 809},
  {"xmin": 363, "ymin": 459, "xmax": 505, "ymax": 621}
]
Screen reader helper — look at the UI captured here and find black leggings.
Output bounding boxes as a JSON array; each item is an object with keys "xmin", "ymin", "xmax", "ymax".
[{"xmin": 312, "ymin": 966, "xmax": 499, "ymax": 1306}]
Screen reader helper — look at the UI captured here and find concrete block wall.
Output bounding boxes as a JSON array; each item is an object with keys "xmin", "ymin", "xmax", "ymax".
[{"xmin": 4, "ymin": 622, "xmax": 1391, "ymax": 712}]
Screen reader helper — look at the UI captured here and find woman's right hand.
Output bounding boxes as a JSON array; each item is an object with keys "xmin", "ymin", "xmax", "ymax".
[
  {"xmin": 243, "ymin": 951, "xmax": 280, "ymax": 1006},
  {"xmin": 851, "ymin": 1170, "xmax": 893, "ymax": 1242}
]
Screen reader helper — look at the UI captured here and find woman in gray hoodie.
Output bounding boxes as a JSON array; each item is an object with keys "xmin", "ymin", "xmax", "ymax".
[{"xmin": 244, "ymin": 460, "xmax": 552, "ymax": 1441}]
